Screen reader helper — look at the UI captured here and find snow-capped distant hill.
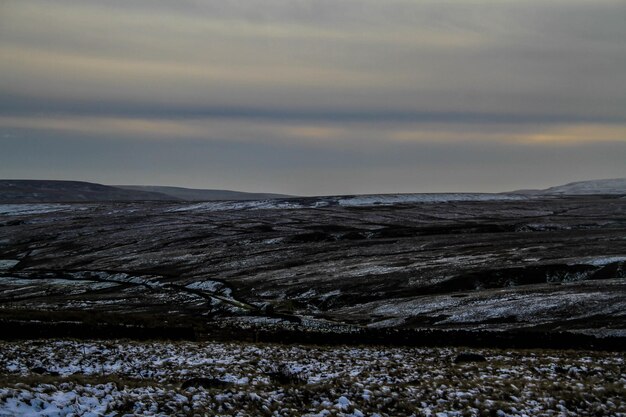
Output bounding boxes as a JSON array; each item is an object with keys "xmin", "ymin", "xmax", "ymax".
[
  {"xmin": 514, "ymin": 178, "xmax": 626, "ymax": 195},
  {"xmin": 543, "ymin": 178, "xmax": 626, "ymax": 194}
]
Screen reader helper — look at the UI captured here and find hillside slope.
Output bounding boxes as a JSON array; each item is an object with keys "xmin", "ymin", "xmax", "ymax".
[
  {"xmin": 0, "ymin": 180, "xmax": 175, "ymax": 203},
  {"xmin": 1, "ymin": 195, "xmax": 624, "ymax": 342},
  {"xmin": 514, "ymin": 178, "xmax": 626, "ymax": 195},
  {"xmin": 116, "ymin": 185, "xmax": 291, "ymax": 201},
  {"xmin": 542, "ymin": 178, "xmax": 626, "ymax": 194}
]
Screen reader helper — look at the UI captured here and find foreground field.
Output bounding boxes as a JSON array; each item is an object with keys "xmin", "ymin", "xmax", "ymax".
[{"xmin": 0, "ymin": 340, "xmax": 624, "ymax": 416}]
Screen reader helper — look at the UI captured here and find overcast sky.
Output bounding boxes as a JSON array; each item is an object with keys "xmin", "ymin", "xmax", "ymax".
[{"xmin": 1, "ymin": 0, "xmax": 625, "ymax": 195}]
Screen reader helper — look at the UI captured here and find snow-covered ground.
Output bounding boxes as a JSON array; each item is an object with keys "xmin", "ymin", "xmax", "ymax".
[
  {"xmin": 171, "ymin": 200, "xmax": 307, "ymax": 212},
  {"xmin": 578, "ymin": 256, "xmax": 626, "ymax": 266},
  {"xmin": 171, "ymin": 193, "xmax": 527, "ymax": 212},
  {"xmin": 186, "ymin": 280, "xmax": 232, "ymax": 296},
  {"xmin": 333, "ymin": 279, "xmax": 626, "ymax": 333},
  {"xmin": 0, "ymin": 340, "xmax": 623, "ymax": 416},
  {"xmin": 0, "ymin": 204, "xmax": 73, "ymax": 216},
  {"xmin": 0, "ymin": 260, "xmax": 19, "ymax": 271},
  {"xmin": 335, "ymin": 193, "xmax": 526, "ymax": 207}
]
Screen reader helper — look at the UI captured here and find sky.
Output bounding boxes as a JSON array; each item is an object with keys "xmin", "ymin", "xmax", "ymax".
[{"xmin": 1, "ymin": 0, "xmax": 625, "ymax": 195}]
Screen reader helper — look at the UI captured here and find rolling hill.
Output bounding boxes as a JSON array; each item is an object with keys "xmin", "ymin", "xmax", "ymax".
[
  {"xmin": 0, "ymin": 180, "xmax": 291, "ymax": 203},
  {"xmin": 0, "ymin": 180, "xmax": 174, "ymax": 203},
  {"xmin": 115, "ymin": 185, "xmax": 291, "ymax": 201},
  {"xmin": 513, "ymin": 178, "xmax": 626, "ymax": 195}
]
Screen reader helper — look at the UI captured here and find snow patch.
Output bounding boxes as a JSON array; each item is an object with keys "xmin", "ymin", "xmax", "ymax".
[
  {"xmin": 0, "ymin": 260, "xmax": 19, "ymax": 271},
  {"xmin": 337, "ymin": 193, "xmax": 525, "ymax": 207},
  {"xmin": 170, "ymin": 193, "xmax": 526, "ymax": 212},
  {"xmin": 185, "ymin": 280, "xmax": 232, "ymax": 296},
  {"xmin": 0, "ymin": 204, "xmax": 72, "ymax": 216},
  {"xmin": 581, "ymin": 256, "xmax": 626, "ymax": 266}
]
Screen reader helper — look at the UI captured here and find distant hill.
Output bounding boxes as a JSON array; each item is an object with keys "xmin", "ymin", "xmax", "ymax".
[
  {"xmin": 0, "ymin": 180, "xmax": 175, "ymax": 203},
  {"xmin": 116, "ymin": 185, "xmax": 291, "ymax": 201},
  {"xmin": 513, "ymin": 178, "xmax": 626, "ymax": 195},
  {"xmin": 3, "ymin": 178, "xmax": 623, "ymax": 204},
  {"xmin": 0, "ymin": 180, "xmax": 291, "ymax": 203}
]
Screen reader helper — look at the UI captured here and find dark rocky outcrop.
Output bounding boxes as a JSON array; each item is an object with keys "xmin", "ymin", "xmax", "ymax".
[{"xmin": 181, "ymin": 377, "xmax": 234, "ymax": 390}]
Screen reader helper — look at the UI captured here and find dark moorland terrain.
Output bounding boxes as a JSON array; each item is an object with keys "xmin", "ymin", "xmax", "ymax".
[{"xmin": 1, "ymin": 192, "xmax": 624, "ymax": 348}]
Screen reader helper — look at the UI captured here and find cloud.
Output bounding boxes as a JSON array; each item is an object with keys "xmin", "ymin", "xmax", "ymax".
[
  {"xmin": 1, "ymin": 115, "xmax": 623, "ymax": 150},
  {"xmin": 0, "ymin": 0, "xmax": 624, "ymax": 193},
  {"xmin": 2, "ymin": 0, "xmax": 625, "ymax": 118},
  {"xmin": 520, "ymin": 124, "xmax": 626, "ymax": 145}
]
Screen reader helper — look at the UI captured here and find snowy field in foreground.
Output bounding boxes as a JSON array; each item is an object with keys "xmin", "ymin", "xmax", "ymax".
[{"xmin": 0, "ymin": 340, "xmax": 623, "ymax": 417}]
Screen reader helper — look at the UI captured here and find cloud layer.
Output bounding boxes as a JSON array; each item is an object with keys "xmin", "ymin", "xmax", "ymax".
[{"xmin": 1, "ymin": 0, "xmax": 625, "ymax": 193}]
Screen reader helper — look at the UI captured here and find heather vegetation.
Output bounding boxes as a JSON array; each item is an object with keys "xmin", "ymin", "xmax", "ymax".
[{"xmin": 0, "ymin": 340, "xmax": 624, "ymax": 416}]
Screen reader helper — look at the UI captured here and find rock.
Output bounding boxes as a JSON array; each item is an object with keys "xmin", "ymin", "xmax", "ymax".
[
  {"xmin": 266, "ymin": 365, "xmax": 306, "ymax": 385},
  {"xmin": 30, "ymin": 366, "xmax": 60, "ymax": 376},
  {"xmin": 181, "ymin": 377, "xmax": 233, "ymax": 390}
]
